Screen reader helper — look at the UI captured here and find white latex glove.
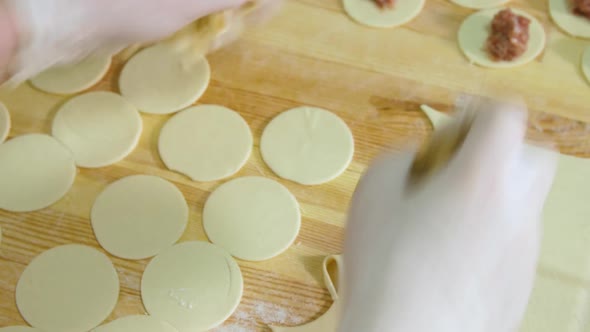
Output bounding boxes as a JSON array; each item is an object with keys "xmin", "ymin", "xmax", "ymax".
[{"xmin": 340, "ymin": 105, "xmax": 557, "ymax": 332}]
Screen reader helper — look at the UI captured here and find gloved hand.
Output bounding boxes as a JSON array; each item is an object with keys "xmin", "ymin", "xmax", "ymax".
[
  {"xmin": 1, "ymin": 0, "xmax": 276, "ymax": 83},
  {"xmin": 340, "ymin": 104, "xmax": 557, "ymax": 332}
]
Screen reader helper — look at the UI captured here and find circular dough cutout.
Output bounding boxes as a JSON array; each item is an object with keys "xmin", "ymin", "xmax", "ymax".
[
  {"xmin": 91, "ymin": 175, "xmax": 188, "ymax": 260},
  {"xmin": 0, "ymin": 102, "xmax": 10, "ymax": 143},
  {"xmin": 343, "ymin": 0, "xmax": 425, "ymax": 28},
  {"xmin": 119, "ymin": 44, "xmax": 210, "ymax": 114},
  {"xmin": 159, "ymin": 105, "xmax": 252, "ymax": 182},
  {"xmin": 0, "ymin": 328, "xmax": 44, "ymax": 332},
  {"xmin": 261, "ymin": 107, "xmax": 354, "ymax": 185},
  {"xmin": 550, "ymin": 0, "xmax": 590, "ymax": 38},
  {"xmin": 93, "ymin": 315, "xmax": 178, "ymax": 332},
  {"xmin": 450, "ymin": 0, "xmax": 510, "ymax": 9},
  {"xmin": 203, "ymin": 176, "xmax": 301, "ymax": 261},
  {"xmin": 52, "ymin": 91, "xmax": 142, "ymax": 168},
  {"xmin": 458, "ymin": 8, "xmax": 546, "ymax": 68},
  {"xmin": 16, "ymin": 244, "xmax": 119, "ymax": 332},
  {"xmin": 141, "ymin": 241, "xmax": 243, "ymax": 331},
  {"xmin": 582, "ymin": 46, "xmax": 590, "ymax": 84},
  {"xmin": 30, "ymin": 56, "xmax": 111, "ymax": 95},
  {"xmin": 0, "ymin": 134, "xmax": 76, "ymax": 212}
]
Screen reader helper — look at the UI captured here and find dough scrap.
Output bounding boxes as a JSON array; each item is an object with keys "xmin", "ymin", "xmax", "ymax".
[
  {"xmin": 260, "ymin": 107, "xmax": 354, "ymax": 185},
  {"xmin": 203, "ymin": 176, "xmax": 301, "ymax": 261},
  {"xmin": 582, "ymin": 46, "xmax": 590, "ymax": 84},
  {"xmin": 119, "ymin": 44, "xmax": 210, "ymax": 114},
  {"xmin": 141, "ymin": 241, "xmax": 243, "ymax": 332},
  {"xmin": 271, "ymin": 255, "xmax": 342, "ymax": 331},
  {"xmin": 92, "ymin": 315, "xmax": 178, "ymax": 332},
  {"xmin": 0, "ymin": 328, "xmax": 43, "ymax": 332},
  {"xmin": 16, "ymin": 244, "xmax": 119, "ymax": 332},
  {"xmin": 458, "ymin": 8, "xmax": 546, "ymax": 68},
  {"xmin": 52, "ymin": 91, "xmax": 142, "ymax": 168},
  {"xmin": 343, "ymin": 0, "xmax": 425, "ymax": 28},
  {"xmin": 449, "ymin": 0, "xmax": 510, "ymax": 9},
  {"xmin": 158, "ymin": 105, "xmax": 252, "ymax": 182},
  {"xmin": 0, "ymin": 102, "xmax": 10, "ymax": 143},
  {"xmin": 91, "ymin": 175, "xmax": 189, "ymax": 260},
  {"xmin": 30, "ymin": 55, "xmax": 111, "ymax": 95},
  {"xmin": 550, "ymin": 0, "xmax": 590, "ymax": 38},
  {"xmin": 0, "ymin": 134, "xmax": 76, "ymax": 212},
  {"xmin": 420, "ymin": 105, "xmax": 452, "ymax": 129}
]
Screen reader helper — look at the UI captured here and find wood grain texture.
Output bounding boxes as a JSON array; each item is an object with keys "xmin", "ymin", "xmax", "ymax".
[{"xmin": 1, "ymin": 0, "xmax": 590, "ymax": 331}]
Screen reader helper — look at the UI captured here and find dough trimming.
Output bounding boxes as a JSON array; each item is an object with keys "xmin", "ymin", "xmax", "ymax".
[
  {"xmin": 449, "ymin": 0, "xmax": 509, "ymax": 9},
  {"xmin": 0, "ymin": 102, "xmax": 10, "ymax": 143}
]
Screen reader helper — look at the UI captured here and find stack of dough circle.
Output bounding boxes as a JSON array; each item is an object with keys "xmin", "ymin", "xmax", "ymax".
[
  {"xmin": 203, "ymin": 176, "xmax": 301, "ymax": 261},
  {"xmin": 0, "ymin": 134, "xmax": 76, "ymax": 212},
  {"xmin": 0, "ymin": 102, "xmax": 10, "ymax": 143},
  {"xmin": 449, "ymin": 0, "xmax": 509, "ymax": 9},
  {"xmin": 458, "ymin": 8, "xmax": 546, "ymax": 68},
  {"xmin": 582, "ymin": 46, "xmax": 590, "ymax": 84},
  {"xmin": 91, "ymin": 175, "xmax": 188, "ymax": 260},
  {"xmin": 119, "ymin": 44, "xmax": 210, "ymax": 114},
  {"xmin": 16, "ymin": 244, "xmax": 119, "ymax": 332},
  {"xmin": 93, "ymin": 315, "xmax": 178, "ymax": 332},
  {"xmin": 260, "ymin": 106, "xmax": 354, "ymax": 185},
  {"xmin": 30, "ymin": 55, "xmax": 111, "ymax": 95},
  {"xmin": 550, "ymin": 0, "xmax": 590, "ymax": 38},
  {"xmin": 52, "ymin": 91, "xmax": 142, "ymax": 168},
  {"xmin": 342, "ymin": 0, "xmax": 426, "ymax": 28},
  {"xmin": 158, "ymin": 105, "xmax": 253, "ymax": 182},
  {"xmin": 141, "ymin": 241, "xmax": 243, "ymax": 331}
]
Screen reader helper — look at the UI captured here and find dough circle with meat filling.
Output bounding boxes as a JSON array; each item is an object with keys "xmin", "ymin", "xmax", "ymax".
[
  {"xmin": 343, "ymin": 0, "xmax": 426, "ymax": 28},
  {"xmin": 549, "ymin": 0, "xmax": 590, "ymax": 38}
]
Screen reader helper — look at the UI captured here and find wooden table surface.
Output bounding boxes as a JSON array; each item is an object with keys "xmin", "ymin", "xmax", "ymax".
[{"xmin": 2, "ymin": 0, "xmax": 590, "ymax": 331}]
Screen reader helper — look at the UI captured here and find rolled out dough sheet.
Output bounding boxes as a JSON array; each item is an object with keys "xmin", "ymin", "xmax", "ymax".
[
  {"xmin": 91, "ymin": 175, "xmax": 189, "ymax": 260},
  {"xmin": 550, "ymin": 0, "xmax": 590, "ymax": 38},
  {"xmin": 343, "ymin": 0, "xmax": 425, "ymax": 28},
  {"xmin": 458, "ymin": 8, "xmax": 546, "ymax": 68},
  {"xmin": 119, "ymin": 44, "xmax": 210, "ymax": 114},
  {"xmin": 0, "ymin": 328, "xmax": 43, "ymax": 332},
  {"xmin": 260, "ymin": 107, "xmax": 354, "ymax": 185},
  {"xmin": 271, "ymin": 255, "xmax": 342, "ymax": 331},
  {"xmin": 450, "ymin": 0, "xmax": 509, "ymax": 9},
  {"xmin": 30, "ymin": 55, "xmax": 111, "ymax": 95},
  {"xmin": 141, "ymin": 241, "xmax": 243, "ymax": 332},
  {"xmin": 0, "ymin": 134, "xmax": 76, "ymax": 212},
  {"xmin": 582, "ymin": 46, "xmax": 590, "ymax": 84},
  {"xmin": 203, "ymin": 176, "xmax": 301, "ymax": 261},
  {"xmin": 0, "ymin": 102, "xmax": 10, "ymax": 143},
  {"xmin": 52, "ymin": 91, "xmax": 142, "ymax": 168},
  {"xmin": 16, "ymin": 244, "xmax": 120, "ymax": 332},
  {"xmin": 158, "ymin": 105, "xmax": 252, "ymax": 182},
  {"xmin": 92, "ymin": 315, "xmax": 178, "ymax": 332}
]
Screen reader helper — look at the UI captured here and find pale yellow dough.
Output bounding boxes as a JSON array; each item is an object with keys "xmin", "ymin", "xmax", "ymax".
[
  {"xmin": 30, "ymin": 56, "xmax": 111, "ymax": 95},
  {"xmin": 52, "ymin": 91, "xmax": 142, "ymax": 168},
  {"xmin": 582, "ymin": 46, "xmax": 590, "ymax": 84},
  {"xmin": 0, "ymin": 102, "xmax": 10, "ymax": 143},
  {"xmin": 260, "ymin": 107, "xmax": 354, "ymax": 185},
  {"xmin": 158, "ymin": 105, "xmax": 252, "ymax": 182},
  {"xmin": 343, "ymin": 0, "xmax": 425, "ymax": 28},
  {"xmin": 420, "ymin": 105, "xmax": 452, "ymax": 129},
  {"xmin": 119, "ymin": 44, "xmax": 210, "ymax": 114},
  {"xmin": 141, "ymin": 241, "xmax": 243, "ymax": 332},
  {"xmin": 0, "ymin": 328, "xmax": 43, "ymax": 332},
  {"xmin": 203, "ymin": 176, "xmax": 301, "ymax": 261},
  {"xmin": 92, "ymin": 315, "xmax": 178, "ymax": 332},
  {"xmin": 450, "ymin": 0, "xmax": 509, "ymax": 9},
  {"xmin": 16, "ymin": 244, "xmax": 119, "ymax": 332},
  {"xmin": 550, "ymin": 0, "xmax": 590, "ymax": 38},
  {"xmin": 458, "ymin": 8, "xmax": 546, "ymax": 68},
  {"xmin": 0, "ymin": 134, "xmax": 76, "ymax": 212},
  {"xmin": 91, "ymin": 175, "xmax": 188, "ymax": 260},
  {"xmin": 271, "ymin": 255, "xmax": 342, "ymax": 331}
]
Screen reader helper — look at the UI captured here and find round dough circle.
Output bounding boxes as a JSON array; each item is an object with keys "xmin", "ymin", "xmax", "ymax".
[
  {"xmin": 458, "ymin": 8, "xmax": 546, "ymax": 68},
  {"xmin": 343, "ymin": 0, "xmax": 425, "ymax": 28},
  {"xmin": 158, "ymin": 105, "xmax": 252, "ymax": 182},
  {"xmin": 260, "ymin": 107, "xmax": 354, "ymax": 185},
  {"xmin": 449, "ymin": 0, "xmax": 509, "ymax": 9},
  {"xmin": 582, "ymin": 46, "xmax": 590, "ymax": 84},
  {"xmin": 119, "ymin": 44, "xmax": 210, "ymax": 114},
  {"xmin": 0, "ymin": 102, "xmax": 10, "ymax": 143},
  {"xmin": 203, "ymin": 176, "xmax": 301, "ymax": 261},
  {"xmin": 0, "ymin": 328, "xmax": 43, "ymax": 332},
  {"xmin": 0, "ymin": 134, "xmax": 76, "ymax": 212},
  {"xmin": 93, "ymin": 315, "xmax": 178, "ymax": 332},
  {"xmin": 550, "ymin": 0, "xmax": 590, "ymax": 38},
  {"xmin": 52, "ymin": 91, "xmax": 142, "ymax": 168},
  {"xmin": 141, "ymin": 241, "xmax": 243, "ymax": 331},
  {"xmin": 16, "ymin": 244, "xmax": 119, "ymax": 332},
  {"xmin": 30, "ymin": 56, "xmax": 111, "ymax": 95},
  {"xmin": 91, "ymin": 175, "xmax": 188, "ymax": 260}
]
